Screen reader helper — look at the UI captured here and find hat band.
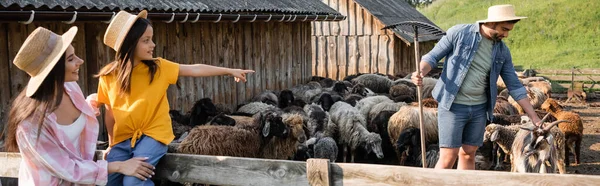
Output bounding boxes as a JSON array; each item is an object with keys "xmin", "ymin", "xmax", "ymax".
[{"xmin": 26, "ymin": 34, "xmax": 58, "ymax": 76}]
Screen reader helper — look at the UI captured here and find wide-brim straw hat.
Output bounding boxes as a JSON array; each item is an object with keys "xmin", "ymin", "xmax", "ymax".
[
  {"xmin": 13, "ymin": 26, "xmax": 78, "ymax": 97},
  {"xmin": 104, "ymin": 10, "xmax": 148, "ymax": 51},
  {"xmin": 477, "ymin": 4, "xmax": 527, "ymax": 23}
]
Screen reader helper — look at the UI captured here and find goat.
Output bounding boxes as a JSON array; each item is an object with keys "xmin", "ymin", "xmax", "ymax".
[{"xmin": 511, "ymin": 117, "xmax": 567, "ymax": 174}]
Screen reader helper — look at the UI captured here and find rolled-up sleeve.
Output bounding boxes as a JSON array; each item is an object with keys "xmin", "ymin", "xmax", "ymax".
[
  {"xmin": 17, "ymin": 126, "xmax": 108, "ymax": 185},
  {"xmin": 422, "ymin": 25, "xmax": 458, "ymax": 69},
  {"xmin": 500, "ymin": 48, "xmax": 527, "ymax": 101}
]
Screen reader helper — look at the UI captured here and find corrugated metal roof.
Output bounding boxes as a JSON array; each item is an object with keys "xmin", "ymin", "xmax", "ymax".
[
  {"xmin": 1, "ymin": 0, "xmax": 341, "ymax": 15},
  {"xmin": 353, "ymin": 0, "xmax": 442, "ymax": 42}
]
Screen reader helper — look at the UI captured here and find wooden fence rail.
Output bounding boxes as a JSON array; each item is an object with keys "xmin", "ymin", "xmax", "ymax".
[
  {"xmin": 533, "ymin": 68, "xmax": 600, "ymax": 93},
  {"xmin": 2, "ymin": 152, "xmax": 600, "ymax": 185}
]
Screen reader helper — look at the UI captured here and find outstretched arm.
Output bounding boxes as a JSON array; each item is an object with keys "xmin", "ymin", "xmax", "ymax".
[{"xmin": 179, "ymin": 64, "xmax": 254, "ymax": 82}]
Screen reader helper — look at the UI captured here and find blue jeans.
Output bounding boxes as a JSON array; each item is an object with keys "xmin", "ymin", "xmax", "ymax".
[
  {"xmin": 437, "ymin": 103, "xmax": 487, "ymax": 148},
  {"xmin": 107, "ymin": 135, "xmax": 167, "ymax": 186}
]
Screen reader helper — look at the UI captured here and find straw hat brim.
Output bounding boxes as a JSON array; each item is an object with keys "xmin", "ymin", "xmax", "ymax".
[
  {"xmin": 477, "ymin": 16, "xmax": 527, "ymax": 23},
  {"xmin": 103, "ymin": 10, "xmax": 148, "ymax": 51},
  {"xmin": 26, "ymin": 27, "xmax": 78, "ymax": 97}
]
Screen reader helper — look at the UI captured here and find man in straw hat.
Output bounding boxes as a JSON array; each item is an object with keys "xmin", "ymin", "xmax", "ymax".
[{"xmin": 411, "ymin": 4, "xmax": 542, "ymax": 170}]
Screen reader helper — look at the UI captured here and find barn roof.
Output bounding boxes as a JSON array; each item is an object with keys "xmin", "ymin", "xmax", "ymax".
[
  {"xmin": 1, "ymin": 0, "xmax": 342, "ymax": 15},
  {"xmin": 353, "ymin": 0, "xmax": 443, "ymax": 43}
]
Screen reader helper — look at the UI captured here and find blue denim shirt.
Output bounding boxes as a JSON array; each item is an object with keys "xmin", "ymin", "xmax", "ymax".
[{"xmin": 422, "ymin": 23, "xmax": 527, "ymax": 121}]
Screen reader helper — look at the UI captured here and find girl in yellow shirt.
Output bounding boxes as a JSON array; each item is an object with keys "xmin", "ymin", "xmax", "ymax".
[{"xmin": 96, "ymin": 10, "xmax": 253, "ymax": 186}]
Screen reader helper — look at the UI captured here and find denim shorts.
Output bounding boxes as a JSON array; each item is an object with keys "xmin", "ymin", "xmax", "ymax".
[
  {"xmin": 437, "ymin": 103, "xmax": 487, "ymax": 148},
  {"xmin": 107, "ymin": 135, "xmax": 167, "ymax": 186}
]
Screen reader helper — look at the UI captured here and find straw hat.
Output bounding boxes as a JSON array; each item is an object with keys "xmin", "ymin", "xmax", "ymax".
[
  {"xmin": 103, "ymin": 10, "xmax": 148, "ymax": 51},
  {"xmin": 13, "ymin": 26, "xmax": 78, "ymax": 97},
  {"xmin": 477, "ymin": 4, "xmax": 527, "ymax": 23}
]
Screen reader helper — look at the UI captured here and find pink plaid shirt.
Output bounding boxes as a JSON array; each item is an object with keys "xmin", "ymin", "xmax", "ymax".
[{"xmin": 16, "ymin": 82, "xmax": 107, "ymax": 186}]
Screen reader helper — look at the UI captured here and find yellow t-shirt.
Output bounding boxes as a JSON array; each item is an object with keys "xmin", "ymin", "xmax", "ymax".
[{"xmin": 97, "ymin": 58, "xmax": 179, "ymax": 148}]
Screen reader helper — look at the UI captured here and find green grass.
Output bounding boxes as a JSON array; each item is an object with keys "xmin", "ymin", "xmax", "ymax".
[{"xmin": 418, "ymin": 0, "xmax": 600, "ymax": 69}]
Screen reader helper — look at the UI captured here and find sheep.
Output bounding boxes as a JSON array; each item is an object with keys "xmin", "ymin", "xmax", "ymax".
[
  {"xmin": 329, "ymin": 101, "xmax": 384, "ymax": 163},
  {"xmin": 278, "ymin": 89, "xmax": 295, "ymax": 109},
  {"xmin": 215, "ymin": 103, "xmax": 233, "ymax": 115},
  {"xmin": 528, "ymin": 81, "xmax": 552, "ymax": 99},
  {"xmin": 491, "ymin": 113, "xmax": 523, "ymax": 126},
  {"xmin": 508, "ymin": 86, "xmax": 547, "ymax": 114},
  {"xmin": 252, "ymin": 90, "xmax": 278, "ymax": 106},
  {"xmin": 260, "ymin": 113, "xmax": 306, "ymax": 160},
  {"xmin": 368, "ymin": 110, "xmax": 399, "ymax": 164},
  {"xmin": 494, "ymin": 96, "xmax": 519, "ymax": 115},
  {"xmin": 343, "ymin": 93, "xmax": 364, "ymax": 107},
  {"xmin": 388, "ymin": 105, "xmax": 438, "ymax": 162},
  {"xmin": 541, "ymin": 98, "xmax": 584, "ymax": 166},
  {"xmin": 306, "ymin": 136, "xmax": 338, "ymax": 162},
  {"xmin": 351, "ymin": 74, "xmax": 393, "ymax": 93},
  {"xmin": 498, "ymin": 89, "xmax": 509, "ymax": 99},
  {"xmin": 177, "ymin": 111, "xmax": 290, "ymax": 158},
  {"xmin": 169, "ymin": 109, "xmax": 190, "ymax": 126},
  {"xmin": 368, "ymin": 102, "xmax": 407, "ymax": 123},
  {"xmin": 355, "ymin": 96, "xmax": 393, "ymax": 122},
  {"xmin": 389, "ymin": 84, "xmax": 415, "ymax": 103},
  {"xmin": 324, "ymin": 81, "xmax": 349, "ymax": 97},
  {"xmin": 483, "ymin": 124, "xmax": 521, "ymax": 170},
  {"xmin": 511, "ymin": 119, "xmax": 567, "ymax": 174},
  {"xmin": 421, "ymin": 77, "xmax": 438, "ymax": 99},
  {"xmin": 304, "ymin": 103, "xmax": 337, "ymax": 138},
  {"xmin": 188, "ymin": 98, "xmax": 220, "ymax": 126},
  {"xmin": 350, "ymin": 83, "xmax": 369, "ymax": 97},
  {"xmin": 236, "ymin": 101, "xmax": 279, "ymax": 115},
  {"xmin": 421, "ymin": 98, "xmax": 438, "ymax": 108},
  {"xmin": 395, "ymin": 127, "xmax": 439, "ymax": 168},
  {"xmin": 343, "ymin": 73, "xmax": 364, "ymax": 82}
]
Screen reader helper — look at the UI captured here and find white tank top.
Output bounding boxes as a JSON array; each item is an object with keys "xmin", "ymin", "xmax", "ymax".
[{"xmin": 56, "ymin": 113, "xmax": 86, "ymax": 152}]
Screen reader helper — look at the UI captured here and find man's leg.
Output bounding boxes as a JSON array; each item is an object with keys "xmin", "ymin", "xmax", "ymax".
[
  {"xmin": 436, "ymin": 103, "xmax": 469, "ymax": 169},
  {"xmin": 458, "ymin": 103, "xmax": 488, "ymax": 170}
]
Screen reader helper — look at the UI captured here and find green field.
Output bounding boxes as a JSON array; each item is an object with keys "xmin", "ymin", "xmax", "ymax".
[{"xmin": 418, "ymin": 0, "xmax": 600, "ymax": 70}]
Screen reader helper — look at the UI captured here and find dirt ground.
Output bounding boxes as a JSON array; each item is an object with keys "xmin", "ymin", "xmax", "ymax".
[{"xmin": 560, "ymin": 98, "xmax": 600, "ymax": 175}]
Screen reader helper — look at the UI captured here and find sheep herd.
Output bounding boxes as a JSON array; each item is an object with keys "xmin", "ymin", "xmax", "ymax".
[{"xmin": 167, "ymin": 72, "xmax": 584, "ymax": 175}]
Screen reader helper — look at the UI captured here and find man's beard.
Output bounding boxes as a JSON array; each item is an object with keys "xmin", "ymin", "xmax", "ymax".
[{"xmin": 491, "ymin": 33, "xmax": 502, "ymax": 41}]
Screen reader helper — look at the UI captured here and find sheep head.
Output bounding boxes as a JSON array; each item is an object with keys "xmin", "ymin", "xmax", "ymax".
[
  {"xmin": 256, "ymin": 111, "xmax": 289, "ymax": 138},
  {"xmin": 278, "ymin": 90, "xmax": 295, "ymax": 108},
  {"xmin": 541, "ymin": 98, "xmax": 562, "ymax": 114},
  {"xmin": 519, "ymin": 114, "xmax": 567, "ymax": 157},
  {"xmin": 317, "ymin": 93, "xmax": 335, "ymax": 112},
  {"xmin": 189, "ymin": 98, "xmax": 219, "ymax": 126},
  {"xmin": 365, "ymin": 132, "xmax": 384, "ymax": 159},
  {"xmin": 332, "ymin": 82, "xmax": 349, "ymax": 95},
  {"xmin": 351, "ymin": 83, "xmax": 368, "ymax": 97}
]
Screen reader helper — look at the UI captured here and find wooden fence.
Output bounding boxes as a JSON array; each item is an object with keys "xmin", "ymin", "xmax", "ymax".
[
  {"xmin": 533, "ymin": 68, "xmax": 600, "ymax": 95},
  {"xmin": 2, "ymin": 152, "xmax": 600, "ymax": 185}
]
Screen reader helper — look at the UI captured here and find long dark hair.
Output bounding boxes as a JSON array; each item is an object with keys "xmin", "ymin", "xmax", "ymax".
[
  {"xmin": 2, "ymin": 55, "xmax": 66, "ymax": 152},
  {"xmin": 96, "ymin": 18, "xmax": 158, "ymax": 94}
]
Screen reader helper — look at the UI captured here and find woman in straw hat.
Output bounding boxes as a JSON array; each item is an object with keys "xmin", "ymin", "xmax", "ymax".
[
  {"xmin": 95, "ymin": 10, "xmax": 254, "ymax": 185},
  {"xmin": 411, "ymin": 4, "xmax": 541, "ymax": 170},
  {"xmin": 2, "ymin": 27, "xmax": 156, "ymax": 185}
]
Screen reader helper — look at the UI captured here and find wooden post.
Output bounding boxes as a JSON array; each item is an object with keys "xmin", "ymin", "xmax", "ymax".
[{"xmin": 307, "ymin": 159, "xmax": 331, "ymax": 186}]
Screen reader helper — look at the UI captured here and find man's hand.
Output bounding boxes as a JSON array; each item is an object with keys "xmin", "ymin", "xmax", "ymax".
[{"xmin": 411, "ymin": 71, "xmax": 424, "ymax": 86}]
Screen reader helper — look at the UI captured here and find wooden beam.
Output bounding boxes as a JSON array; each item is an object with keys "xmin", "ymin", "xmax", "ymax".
[
  {"xmin": 540, "ymin": 75, "xmax": 600, "ymax": 82},
  {"xmin": 307, "ymin": 159, "xmax": 331, "ymax": 186},
  {"xmin": 4, "ymin": 152, "xmax": 600, "ymax": 185},
  {"xmin": 536, "ymin": 69, "xmax": 600, "ymax": 75}
]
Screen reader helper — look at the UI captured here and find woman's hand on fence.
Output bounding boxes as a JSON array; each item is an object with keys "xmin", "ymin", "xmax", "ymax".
[{"xmin": 229, "ymin": 69, "xmax": 255, "ymax": 82}]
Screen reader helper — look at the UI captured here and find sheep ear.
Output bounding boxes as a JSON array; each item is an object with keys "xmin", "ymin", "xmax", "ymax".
[
  {"xmin": 490, "ymin": 130, "xmax": 500, "ymax": 142},
  {"xmin": 262, "ymin": 121, "xmax": 271, "ymax": 137}
]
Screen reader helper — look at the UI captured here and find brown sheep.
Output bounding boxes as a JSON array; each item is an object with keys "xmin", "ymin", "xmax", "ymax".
[
  {"xmin": 528, "ymin": 81, "xmax": 552, "ymax": 99},
  {"xmin": 388, "ymin": 106, "xmax": 438, "ymax": 163},
  {"xmin": 541, "ymin": 98, "xmax": 584, "ymax": 166},
  {"xmin": 421, "ymin": 98, "xmax": 438, "ymax": 108},
  {"xmin": 494, "ymin": 96, "xmax": 519, "ymax": 115},
  {"xmin": 260, "ymin": 113, "xmax": 306, "ymax": 159},
  {"xmin": 508, "ymin": 86, "xmax": 547, "ymax": 114}
]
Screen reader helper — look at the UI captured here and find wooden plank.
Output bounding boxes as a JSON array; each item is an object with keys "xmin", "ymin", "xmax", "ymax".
[
  {"xmin": 304, "ymin": 23, "xmax": 312, "ymax": 82},
  {"xmin": 386, "ymin": 35, "xmax": 395, "ymax": 75},
  {"xmin": 348, "ymin": 0, "xmax": 356, "ymax": 36},
  {"xmin": 312, "ymin": 36, "xmax": 318, "ymax": 77},
  {"xmin": 324, "ymin": 0, "xmax": 334, "ymax": 36},
  {"xmin": 357, "ymin": 36, "xmax": 367, "ymax": 73},
  {"xmin": 539, "ymin": 75, "xmax": 600, "ymax": 82},
  {"xmin": 347, "ymin": 36, "xmax": 358, "ymax": 77},
  {"xmin": 7, "ymin": 23, "xmax": 30, "ymax": 100},
  {"xmin": 317, "ymin": 36, "xmax": 327, "ymax": 77},
  {"xmin": 536, "ymin": 69, "xmax": 600, "ymax": 75},
  {"xmin": 0, "ymin": 23, "xmax": 11, "ymax": 130},
  {"xmin": 5, "ymin": 152, "xmax": 600, "ymax": 186},
  {"xmin": 378, "ymin": 35, "xmax": 390, "ymax": 74},
  {"xmin": 331, "ymin": 163, "xmax": 600, "ymax": 186},
  {"xmin": 327, "ymin": 36, "xmax": 337, "ymax": 79},
  {"xmin": 337, "ymin": 36, "xmax": 347, "ymax": 79},
  {"xmin": 363, "ymin": 8, "xmax": 373, "ymax": 35},
  {"xmin": 338, "ymin": 0, "xmax": 348, "ymax": 36},
  {"xmin": 257, "ymin": 22, "xmax": 266, "ymax": 98},
  {"xmin": 355, "ymin": 3, "xmax": 364, "ymax": 36},
  {"xmin": 307, "ymin": 159, "xmax": 331, "ymax": 186},
  {"xmin": 371, "ymin": 35, "xmax": 380, "ymax": 73}
]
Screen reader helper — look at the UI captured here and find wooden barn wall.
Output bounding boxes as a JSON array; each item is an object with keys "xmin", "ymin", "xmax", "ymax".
[
  {"xmin": 0, "ymin": 21, "xmax": 312, "ymax": 134},
  {"xmin": 311, "ymin": 0, "xmax": 437, "ymax": 79}
]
